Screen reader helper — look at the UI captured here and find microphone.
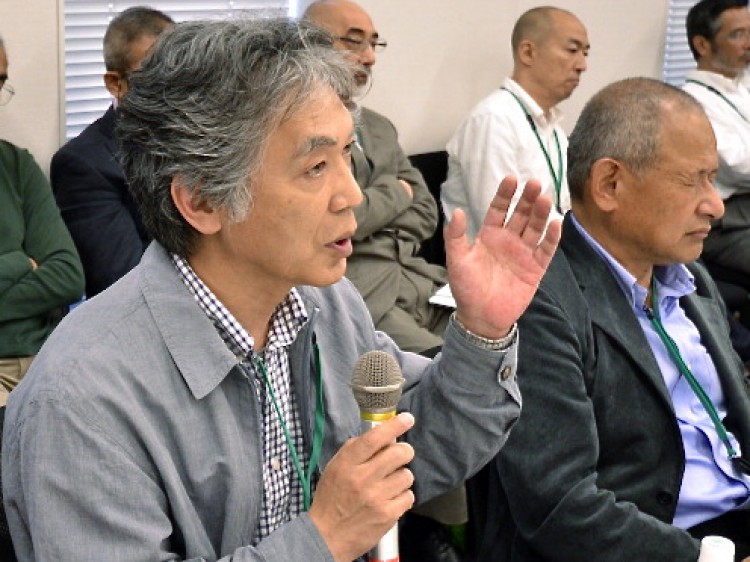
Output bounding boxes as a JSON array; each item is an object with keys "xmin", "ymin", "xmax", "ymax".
[{"xmin": 350, "ymin": 351, "xmax": 406, "ymax": 562}]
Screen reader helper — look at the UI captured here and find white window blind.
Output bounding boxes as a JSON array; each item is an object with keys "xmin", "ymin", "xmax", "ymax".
[
  {"xmin": 662, "ymin": 0, "xmax": 699, "ymax": 86},
  {"xmin": 63, "ymin": 0, "xmax": 294, "ymax": 141}
]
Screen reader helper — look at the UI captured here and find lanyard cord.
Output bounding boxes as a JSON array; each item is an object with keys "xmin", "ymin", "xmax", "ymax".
[
  {"xmin": 643, "ymin": 279, "xmax": 738, "ymax": 460},
  {"xmin": 686, "ymin": 78, "xmax": 750, "ymax": 123},
  {"xmin": 501, "ymin": 87, "xmax": 563, "ymax": 212},
  {"xmin": 255, "ymin": 341, "xmax": 326, "ymax": 511}
]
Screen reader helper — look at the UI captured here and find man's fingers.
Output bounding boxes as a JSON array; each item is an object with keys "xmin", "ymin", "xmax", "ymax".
[
  {"xmin": 535, "ymin": 218, "xmax": 562, "ymax": 268},
  {"xmin": 344, "ymin": 412, "xmax": 415, "ymax": 465},
  {"xmin": 503, "ymin": 179, "xmax": 544, "ymax": 234},
  {"xmin": 482, "ymin": 175, "xmax": 520, "ymax": 229}
]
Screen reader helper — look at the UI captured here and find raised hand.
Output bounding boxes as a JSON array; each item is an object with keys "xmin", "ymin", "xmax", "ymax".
[
  {"xmin": 308, "ymin": 412, "xmax": 416, "ymax": 562},
  {"xmin": 445, "ymin": 175, "xmax": 561, "ymax": 339}
]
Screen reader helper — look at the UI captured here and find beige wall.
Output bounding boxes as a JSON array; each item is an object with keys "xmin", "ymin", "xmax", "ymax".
[
  {"xmin": 0, "ymin": 0, "xmax": 63, "ymax": 174},
  {"xmin": 358, "ymin": 0, "xmax": 670, "ymax": 154},
  {"xmin": 0, "ymin": 0, "xmax": 669, "ymax": 173}
]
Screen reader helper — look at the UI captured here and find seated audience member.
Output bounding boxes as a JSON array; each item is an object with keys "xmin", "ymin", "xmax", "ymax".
[
  {"xmin": 470, "ymin": 78, "xmax": 750, "ymax": 562},
  {"xmin": 2, "ymin": 18, "xmax": 560, "ymax": 561},
  {"xmin": 51, "ymin": 6, "xmax": 174, "ymax": 298},
  {"xmin": 0, "ymin": 36, "xmax": 84, "ymax": 407},
  {"xmin": 442, "ymin": 6, "xmax": 589, "ymax": 241},
  {"xmin": 305, "ymin": 4, "xmax": 469, "ymax": 559},
  {"xmin": 304, "ymin": 0, "xmax": 450, "ymax": 355},
  {"xmin": 683, "ymin": 0, "xmax": 750, "ymax": 287}
]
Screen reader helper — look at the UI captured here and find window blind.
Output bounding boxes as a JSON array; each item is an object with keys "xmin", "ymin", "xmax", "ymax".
[
  {"xmin": 62, "ymin": 0, "xmax": 293, "ymax": 140},
  {"xmin": 662, "ymin": 0, "xmax": 699, "ymax": 86}
]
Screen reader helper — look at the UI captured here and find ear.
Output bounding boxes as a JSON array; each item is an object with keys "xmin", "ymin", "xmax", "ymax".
[
  {"xmin": 517, "ymin": 39, "xmax": 536, "ymax": 66},
  {"xmin": 588, "ymin": 158, "xmax": 626, "ymax": 212},
  {"xmin": 692, "ymin": 35, "xmax": 712, "ymax": 60},
  {"xmin": 170, "ymin": 177, "xmax": 223, "ymax": 236},
  {"xmin": 103, "ymin": 71, "xmax": 123, "ymax": 99}
]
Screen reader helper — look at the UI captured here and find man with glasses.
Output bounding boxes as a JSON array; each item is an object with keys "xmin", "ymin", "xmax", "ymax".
[
  {"xmin": 304, "ymin": 3, "xmax": 466, "ymax": 558},
  {"xmin": 0, "ymin": 35, "xmax": 84, "ymax": 407},
  {"xmin": 51, "ymin": 6, "xmax": 174, "ymax": 298},
  {"xmin": 304, "ymin": 0, "xmax": 452, "ymax": 356},
  {"xmin": 683, "ymin": 0, "xmax": 750, "ymax": 288},
  {"xmin": 442, "ymin": 7, "xmax": 588, "ymax": 242}
]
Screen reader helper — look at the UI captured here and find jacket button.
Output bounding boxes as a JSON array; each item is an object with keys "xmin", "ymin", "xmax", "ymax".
[
  {"xmin": 500, "ymin": 366, "xmax": 513, "ymax": 381},
  {"xmin": 656, "ymin": 491, "xmax": 673, "ymax": 505}
]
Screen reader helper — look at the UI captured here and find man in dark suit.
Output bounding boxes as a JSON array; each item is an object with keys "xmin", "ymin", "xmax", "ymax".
[
  {"xmin": 51, "ymin": 7, "xmax": 173, "ymax": 298},
  {"xmin": 471, "ymin": 78, "xmax": 750, "ymax": 561}
]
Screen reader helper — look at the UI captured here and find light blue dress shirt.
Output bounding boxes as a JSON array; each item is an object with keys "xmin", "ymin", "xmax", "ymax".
[{"xmin": 570, "ymin": 213, "xmax": 750, "ymax": 529}]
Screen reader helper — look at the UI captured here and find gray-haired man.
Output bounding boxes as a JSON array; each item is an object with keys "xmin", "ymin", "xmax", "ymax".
[{"xmin": 3, "ymin": 18, "xmax": 559, "ymax": 562}]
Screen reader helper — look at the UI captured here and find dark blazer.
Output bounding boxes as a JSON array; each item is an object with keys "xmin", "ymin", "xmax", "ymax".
[
  {"xmin": 471, "ymin": 215, "xmax": 750, "ymax": 562},
  {"xmin": 51, "ymin": 106, "xmax": 149, "ymax": 298}
]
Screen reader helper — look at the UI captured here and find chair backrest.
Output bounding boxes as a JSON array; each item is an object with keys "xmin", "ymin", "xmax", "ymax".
[
  {"xmin": 0, "ymin": 406, "xmax": 18, "ymax": 561},
  {"xmin": 408, "ymin": 150, "xmax": 448, "ymax": 267}
]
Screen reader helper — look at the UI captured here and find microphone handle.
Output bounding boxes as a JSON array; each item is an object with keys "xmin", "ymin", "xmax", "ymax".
[{"xmin": 360, "ymin": 417, "xmax": 400, "ymax": 562}]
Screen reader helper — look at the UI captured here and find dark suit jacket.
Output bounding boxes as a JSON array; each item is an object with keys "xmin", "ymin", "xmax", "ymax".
[
  {"xmin": 471, "ymin": 215, "xmax": 750, "ymax": 562},
  {"xmin": 51, "ymin": 106, "xmax": 149, "ymax": 297},
  {"xmin": 346, "ymin": 107, "xmax": 446, "ymax": 326}
]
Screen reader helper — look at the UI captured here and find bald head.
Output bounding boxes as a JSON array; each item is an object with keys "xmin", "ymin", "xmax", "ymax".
[
  {"xmin": 304, "ymin": 0, "xmax": 373, "ymax": 35},
  {"xmin": 304, "ymin": 0, "xmax": 380, "ymax": 87},
  {"xmin": 512, "ymin": 6, "xmax": 576, "ymax": 56},
  {"xmin": 510, "ymin": 7, "xmax": 588, "ymax": 112},
  {"xmin": 567, "ymin": 77, "xmax": 708, "ymax": 202}
]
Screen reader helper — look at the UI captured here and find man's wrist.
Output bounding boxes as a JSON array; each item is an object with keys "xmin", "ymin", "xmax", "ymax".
[{"xmin": 450, "ymin": 313, "xmax": 517, "ymax": 351}]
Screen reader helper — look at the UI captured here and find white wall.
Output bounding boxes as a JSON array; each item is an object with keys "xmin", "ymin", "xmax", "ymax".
[
  {"xmin": 358, "ymin": 0, "xmax": 670, "ymax": 154},
  {"xmin": 0, "ymin": 0, "xmax": 63, "ymax": 174},
  {"xmin": 0, "ymin": 0, "xmax": 669, "ymax": 173}
]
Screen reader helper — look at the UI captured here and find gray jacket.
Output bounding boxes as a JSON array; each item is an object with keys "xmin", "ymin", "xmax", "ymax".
[{"xmin": 3, "ymin": 242, "xmax": 521, "ymax": 561}]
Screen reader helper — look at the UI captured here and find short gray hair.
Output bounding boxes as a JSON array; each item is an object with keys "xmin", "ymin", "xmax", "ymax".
[
  {"xmin": 116, "ymin": 17, "xmax": 356, "ymax": 257},
  {"xmin": 567, "ymin": 77, "xmax": 705, "ymax": 201}
]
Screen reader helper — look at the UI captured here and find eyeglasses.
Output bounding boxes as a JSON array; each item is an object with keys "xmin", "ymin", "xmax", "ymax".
[
  {"xmin": 336, "ymin": 35, "xmax": 387, "ymax": 53},
  {"xmin": 0, "ymin": 81, "xmax": 14, "ymax": 106}
]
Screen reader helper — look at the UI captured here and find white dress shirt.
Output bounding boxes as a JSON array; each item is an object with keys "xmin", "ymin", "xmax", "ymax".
[
  {"xmin": 683, "ymin": 69, "xmax": 750, "ymax": 200},
  {"xmin": 441, "ymin": 77, "xmax": 568, "ymax": 241}
]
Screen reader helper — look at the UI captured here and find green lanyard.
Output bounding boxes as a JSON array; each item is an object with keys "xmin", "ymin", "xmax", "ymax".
[
  {"xmin": 502, "ymin": 87, "xmax": 563, "ymax": 212},
  {"xmin": 643, "ymin": 279, "xmax": 739, "ymax": 461},
  {"xmin": 254, "ymin": 342, "xmax": 326, "ymax": 511},
  {"xmin": 686, "ymin": 78, "xmax": 749, "ymax": 123}
]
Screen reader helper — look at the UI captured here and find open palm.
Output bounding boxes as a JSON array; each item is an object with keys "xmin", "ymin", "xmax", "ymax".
[{"xmin": 445, "ymin": 176, "xmax": 561, "ymax": 339}]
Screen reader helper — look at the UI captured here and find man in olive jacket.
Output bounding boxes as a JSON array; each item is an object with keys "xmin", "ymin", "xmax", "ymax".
[{"xmin": 305, "ymin": 0, "xmax": 449, "ymax": 354}]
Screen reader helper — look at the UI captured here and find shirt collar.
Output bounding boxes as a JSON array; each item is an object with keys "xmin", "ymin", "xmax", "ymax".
[
  {"xmin": 569, "ymin": 213, "xmax": 695, "ymax": 311},
  {"xmin": 503, "ymin": 76, "xmax": 564, "ymax": 127},
  {"xmin": 171, "ymin": 254, "xmax": 308, "ymax": 359},
  {"xmin": 688, "ymin": 68, "xmax": 748, "ymax": 94}
]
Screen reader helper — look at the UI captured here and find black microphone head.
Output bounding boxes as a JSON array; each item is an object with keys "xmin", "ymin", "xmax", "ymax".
[{"xmin": 350, "ymin": 350, "xmax": 405, "ymax": 414}]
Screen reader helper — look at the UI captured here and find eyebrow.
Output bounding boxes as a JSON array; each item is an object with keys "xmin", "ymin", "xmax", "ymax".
[
  {"xmin": 568, "ymin": 38, "xmax": 590, "ymax": 50},
  {"xmin": 345, "ymin": 27, "xmax": 379, "ymax": 40},
  {"xmin": 294, "ymin": 129, "xmax": 356, "ymax": 159}
]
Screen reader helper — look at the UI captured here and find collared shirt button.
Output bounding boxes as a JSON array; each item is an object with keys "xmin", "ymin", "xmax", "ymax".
[
  {"xmin": 500, "ymin": 366, "xmax": 513, "ymax": 381},
  {"xmin": 270, "ymin": 457, "xmax": 281, "ymax": 471}
]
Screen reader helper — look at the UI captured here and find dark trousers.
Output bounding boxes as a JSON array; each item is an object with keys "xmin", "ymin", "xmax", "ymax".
[{"xmin": 688, "ymin": 509, "xmax": 750, "ymax": 561}]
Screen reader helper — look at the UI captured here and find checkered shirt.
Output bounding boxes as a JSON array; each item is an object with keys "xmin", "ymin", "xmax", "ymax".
[{"xmin": 172, "ymin": 255, "xmax": 310, "ymax": 544}]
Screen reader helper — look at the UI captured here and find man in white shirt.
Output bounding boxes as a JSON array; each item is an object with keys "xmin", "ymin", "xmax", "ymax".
[
  {"xmin": 441, "ymin": 7, "xmax": 589, "ymax": 241},
  {"xmin": 683, "ymin": 0, "xmax": 750, "ymax": 284}
]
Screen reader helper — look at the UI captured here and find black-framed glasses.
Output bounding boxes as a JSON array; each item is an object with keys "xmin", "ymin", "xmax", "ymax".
[
  {"xmin": 336, "ymin": 35, "xmax": 387, "ymax": 53},
  {"xmin": 0, "ymin": 81, "xmax": 14, "ymax": 106}
]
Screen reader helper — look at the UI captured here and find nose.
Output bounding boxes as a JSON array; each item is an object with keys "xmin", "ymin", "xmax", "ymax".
[
  {"xmin": 576, "ymin": 52, "xmax": 587, "ymax": 72},
  {"xmin": 330, "ymin": 162, "xmax": 363, "ymax": 213},
  {"xmin": 701, "ymin": 178, "xmax": 725, "ymax": 220},
  {"xmin": 359, "ymin": 43, "xmax": 376, "ymax": 66}
]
